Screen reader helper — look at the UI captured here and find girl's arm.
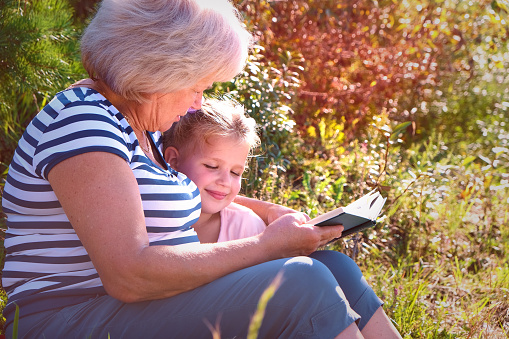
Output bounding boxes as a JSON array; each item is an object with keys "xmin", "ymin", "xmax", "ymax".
[
  {"xmin": 49, "ymin": 152, "xmax": 342, "ymax": 303},
  {"xmin": 234, "ymin": 195, "xmax": 310, "ymax": 225}
]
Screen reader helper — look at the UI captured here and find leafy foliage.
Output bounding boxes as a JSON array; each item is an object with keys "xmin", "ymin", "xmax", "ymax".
[
  {"xmin": 253, "ymin": 120, "xmax": 509, "ymax": 337},
  {"xmin": 235, "ymin": 0, "xmax": 509, "ymax": 148},
  {"xmin": 0, "ymin": 0, "xmax": 85, "ymax": 170}
]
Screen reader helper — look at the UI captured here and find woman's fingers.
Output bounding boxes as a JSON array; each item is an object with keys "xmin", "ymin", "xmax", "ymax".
[
  {"xmin": 315, "ymin": 224, "xmax": 344, "ymax": 246},
  {"xmin": 261, "ymin": 214, "xmax": 344, "ymax": 257}
]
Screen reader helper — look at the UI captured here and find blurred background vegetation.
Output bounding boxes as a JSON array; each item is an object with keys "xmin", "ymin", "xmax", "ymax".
[{"xmin": 1, "ymin": 0, "xmax": 508, "ymax": 337}]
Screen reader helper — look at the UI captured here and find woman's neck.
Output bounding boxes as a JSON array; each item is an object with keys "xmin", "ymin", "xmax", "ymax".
[{"xmin": 192, "ymin": 212, "xmax": 221, "ymax": 243}]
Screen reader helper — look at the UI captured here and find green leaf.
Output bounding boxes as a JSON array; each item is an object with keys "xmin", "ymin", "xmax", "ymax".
[
  {"xmin": 462, "ymin": 155, "xmax": 477, "ymax": 167},
  {"xmin": 390, "ymin": 121, "xmax": 412, "ymax": 140}
]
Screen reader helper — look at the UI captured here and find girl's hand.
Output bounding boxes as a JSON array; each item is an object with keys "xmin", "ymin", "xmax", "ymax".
[
  {"xmin": 233, "ymin": 195, "xmax": 310, "ymax": 225},
  {"xmin": 266, "ymin": 204, "xmax": 310, "ymax": 224}
]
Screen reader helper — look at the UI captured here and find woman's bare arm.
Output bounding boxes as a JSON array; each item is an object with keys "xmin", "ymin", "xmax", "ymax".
[{"xmin": 48, "ymin": 152, "xmax": 343, "ymax": 303}]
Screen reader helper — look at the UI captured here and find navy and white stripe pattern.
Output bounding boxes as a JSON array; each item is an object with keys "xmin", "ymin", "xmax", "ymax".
[{"xmin": 1, "ymin": 87, "xmax": 201, "ymax": 317}]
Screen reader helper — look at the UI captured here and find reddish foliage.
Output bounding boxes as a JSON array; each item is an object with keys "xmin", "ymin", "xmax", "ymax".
[
  {"xmin": 235, "ymin": 0, "xmax": 506, "ymax": 141},
  {"xmin": 236, "ymin": 1, "xmax": 433, "ymax": 136}
]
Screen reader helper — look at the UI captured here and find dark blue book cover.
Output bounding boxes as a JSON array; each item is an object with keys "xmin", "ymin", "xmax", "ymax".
[{"xmin": 309, "ymin": 190, "xmax": 386, "ymax": 238}]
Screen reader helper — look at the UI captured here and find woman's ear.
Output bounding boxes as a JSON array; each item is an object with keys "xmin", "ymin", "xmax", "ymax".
[{"xmin": 164, "ymin": 146, "xmax": 180, "ymax": 169}]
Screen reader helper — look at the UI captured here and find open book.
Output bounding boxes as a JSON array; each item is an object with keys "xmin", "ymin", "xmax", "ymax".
[{"xmin": 308, "ymin": 190, "xmax": 386, "ymax": 238}]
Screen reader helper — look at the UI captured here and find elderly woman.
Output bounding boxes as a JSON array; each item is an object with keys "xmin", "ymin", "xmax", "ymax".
[{"xmin": 2, "ymin": 0, "xmax": 401, "ymax": 338}]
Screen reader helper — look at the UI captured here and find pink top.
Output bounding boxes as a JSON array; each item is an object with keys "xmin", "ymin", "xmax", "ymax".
[{"xmin": 217, "ymin": 202, "xmax": 266, "ymax": 242}]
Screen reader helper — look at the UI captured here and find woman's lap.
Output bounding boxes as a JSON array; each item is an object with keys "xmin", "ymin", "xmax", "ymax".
[{"xmin": 9, "ymin": 256, "xmax": 360, "ymax": 339}]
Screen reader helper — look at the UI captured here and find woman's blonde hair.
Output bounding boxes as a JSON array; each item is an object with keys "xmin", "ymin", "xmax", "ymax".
[
  {"xmin": 163, "ymin": 98, "xmax": 260, "ymax": 156},
  {"xmin": 81, "ymin": 0, "xmax": 253, "ymax": 102}
]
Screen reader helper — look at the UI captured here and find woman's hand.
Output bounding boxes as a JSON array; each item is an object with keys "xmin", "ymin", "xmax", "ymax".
[{"xmin": 259, "ymin": 212, "xmax": 344, "ymax": 258}]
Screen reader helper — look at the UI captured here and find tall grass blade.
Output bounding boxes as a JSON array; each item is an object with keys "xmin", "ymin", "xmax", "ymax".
[
  {"xmin": 12, "ymin": 303, "xmax": 20, "ymax": 339},
  {"xmin": 247, "ymin": 273, "xmax": 283, "ymax": 339}
]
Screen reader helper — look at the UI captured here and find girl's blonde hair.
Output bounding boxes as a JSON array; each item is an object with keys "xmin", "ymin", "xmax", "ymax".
[
  {"xmin": 163, "ymin": 98, "xmax": 260, "ymax": 156},
  {"xmin": 81, "ymin": 0, "xmax": 253, "ymax": 102}
]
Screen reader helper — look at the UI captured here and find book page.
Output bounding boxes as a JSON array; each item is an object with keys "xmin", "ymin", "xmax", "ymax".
[
  {"xmin": 342, "ymin": 190, "xmax": 386, "ymax": 220},
  {"xmin": 308, "ymin": 205, "xmax": 345, "ymax": 225},
  {"xmin": 308, "ymin": 190, "xmax": 386, "ymax": 226}
]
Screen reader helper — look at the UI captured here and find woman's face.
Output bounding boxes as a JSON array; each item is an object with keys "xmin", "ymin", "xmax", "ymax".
[
  {"xmin": 152, "ymin": 78, "xmax": 213, "ymax": 132},
  {"xmin": 174, "ymin": 135, "xmax": 249, "ymax": 217}
]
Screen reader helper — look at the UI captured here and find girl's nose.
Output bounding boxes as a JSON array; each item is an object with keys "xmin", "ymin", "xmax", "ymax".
[{"xmin": 216, "ymin": 169, "xmax": 231, "ymax": 187}]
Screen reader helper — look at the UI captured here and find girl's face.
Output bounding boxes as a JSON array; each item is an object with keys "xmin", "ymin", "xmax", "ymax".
[{"xmin": 172, "ymin": 135, "xmax": 250, "ymax": 216}]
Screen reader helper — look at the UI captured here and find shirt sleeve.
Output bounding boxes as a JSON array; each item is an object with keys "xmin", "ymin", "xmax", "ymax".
[
  {"xmin": 33, "ymin": 100, "xmax": 130, "ymax": 179},
  {"xmin": 218, "ymin": 202, "xmax": 267, "ymax": 242}
]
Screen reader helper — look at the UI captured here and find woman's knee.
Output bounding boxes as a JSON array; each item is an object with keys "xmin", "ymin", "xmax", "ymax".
[
  {"xmin": 280, "ymin": 256, "xmax": 339, "ymax": 291},
  {"xmin": 259, "ymin": 257, "xmax": 359, "ymax": 338},
  {"xmin": 310, "ymin": 250, "xmax": 364, "ymax": 278},
  {"xmin": 270, "ymin": 256, "xmax": 352, "ymax": 310},
  {"xmin": 309, "ymin": 250, "xmax": 367, "ymax": 294}
]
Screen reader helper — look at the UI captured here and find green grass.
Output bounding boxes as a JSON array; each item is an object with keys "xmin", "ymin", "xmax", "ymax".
[{"xmin": 246, "ymin": 119, "xmax": 509, "ymax": 337}]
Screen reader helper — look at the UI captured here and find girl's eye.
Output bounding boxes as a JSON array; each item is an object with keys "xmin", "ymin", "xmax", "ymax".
[
  {"xmin": 204, "ymin": 164, "xmax": 217, "ymax": 169},
  {"xmin": 231, "ymin": 171, "xmax": 241, "ymax": 177}
]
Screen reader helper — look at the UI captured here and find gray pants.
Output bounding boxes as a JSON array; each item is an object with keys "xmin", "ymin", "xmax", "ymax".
[{"xmin": 6, "ymin": 251, "xmax": 382, "ymax": 338}]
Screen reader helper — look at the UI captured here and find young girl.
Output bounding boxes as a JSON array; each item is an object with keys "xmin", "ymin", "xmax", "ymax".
[
  {"xmin": 163, "ymin": 98, "xmax": 401, "ymax": 337},
  {"xmin": 163, "ymin": 98, "xmax": 266, "ymax": 243}
]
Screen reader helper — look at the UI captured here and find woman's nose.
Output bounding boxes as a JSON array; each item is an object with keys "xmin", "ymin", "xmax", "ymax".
[{"xmin": 190, "ymin": 93, "xmax": 203, "ymax": 110}]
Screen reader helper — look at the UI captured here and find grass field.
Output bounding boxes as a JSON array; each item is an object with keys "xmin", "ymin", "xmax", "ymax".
[{"xmin": 245, "ymin": 124, "xmax": 509, "ymax": 338}]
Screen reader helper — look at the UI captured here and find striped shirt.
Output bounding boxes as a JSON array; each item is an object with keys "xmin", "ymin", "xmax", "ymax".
[{"xmin": 1, "ymin": 87, "xmax": 201, "ymax": 323}]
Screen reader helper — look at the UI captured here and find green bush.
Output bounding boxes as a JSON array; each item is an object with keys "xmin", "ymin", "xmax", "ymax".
[{"xmin": 0, "ymin": 0, "xmax": 85, "ymax": 171}]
